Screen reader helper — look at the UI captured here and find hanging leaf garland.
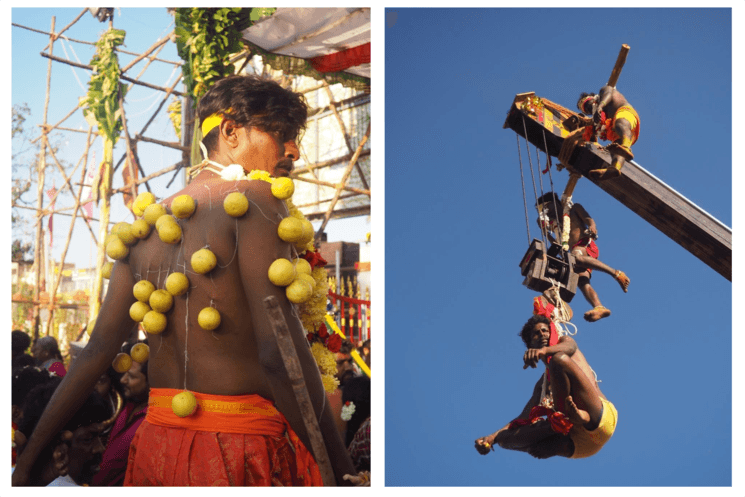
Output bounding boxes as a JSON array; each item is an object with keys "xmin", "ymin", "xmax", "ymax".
[
  {"xmin": 174, "ymin": 8, "xmax": 254, "ymax": 101},
  {"xmin": 83, "ymin": 28, "xmax": 127, "ymax": 143}
]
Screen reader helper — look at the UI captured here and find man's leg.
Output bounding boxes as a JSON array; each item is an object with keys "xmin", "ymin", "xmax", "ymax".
[
  {"xmin": 547, "ymin": 352, "xmax": 604, "ymax": 429},
  {"xmin": 475, "ymin": 421, "xmax": 564, "ymax": 455},
  {"xmin": 574, "ymin": 252, "xmax": 630, "ymax": 293},
  {"xmin": 589, "ymin": 119, "xmax": 633, "ymax": 181}
]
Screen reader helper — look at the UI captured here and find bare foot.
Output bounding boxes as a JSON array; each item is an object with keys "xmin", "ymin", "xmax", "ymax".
[
  {"xmin": 564, "ymin": 396, "xmax": 591, "ymax": 425},
  {"xmin": 614, "ymin": 270, "xmax": 630, "ymax": 293},
  {"xmin": 474, "ymin": 433, "xmax": 497, "ymax": 455},
  {"xmin": 588, "ymin": 168, "xmax": 621, "ymax": 181},
  {"xmin": 584, "ymin": 306, "xmax": 611, "ymax": 322}
]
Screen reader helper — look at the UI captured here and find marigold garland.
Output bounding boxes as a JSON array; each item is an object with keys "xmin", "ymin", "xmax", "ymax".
[{"xmin": 247, "ymin": 170, "xmax": 340, "ymax": 393}]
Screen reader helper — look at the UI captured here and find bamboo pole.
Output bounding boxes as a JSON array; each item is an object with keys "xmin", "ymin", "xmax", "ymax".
[
  {"xmin": 39, "ymin": 53, "xmax": 185, "ymax": 97},
  {"xmin": 119, "ymin": 89, "xmax": 139, "ymax": 208},
  {"xmin": 46, "ymin": 127, "xmax": 94, "ymax": 335},
  {"xmin": 293, "ymin": 176, "xmax": 370, "ymax": 196},
  {"xmin": 263, "ymin": 296, "xmax": 336, "ymax": 486},
  {"xmin": 607, "ymin": 44, "xmax": 630, "ymax": 89},
  {"xmin": 316, "ymin": 122, "xmax": 371, "ymax": 239},
  {"xmin": 33, "ymin": 17, "xmax": 55, "ymax": 340},
  {"xmin": 12, "ymin": 22, "xmax": 182, "ymax": 66},
  {"xmin": 110, "ymin": 160, "xmax": 184, "ymax": 194},
  {"xmin": 40, "ymin": 8, "xmax": 87, "ymax": 52},
  {"xmin": 120, "ymin": 31, "xmax": 173, "ymax": 73},
  {"xmin": 292, "ymin": 149, "xmax": 370, "ymax": 175},
  {"xmin": 324, "ymin": 86, "xmax": 370, "ymax": 191}
]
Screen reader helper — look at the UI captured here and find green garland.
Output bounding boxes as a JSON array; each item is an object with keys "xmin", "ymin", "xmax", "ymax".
[
  {"xmin": 174, "ymin": 8, "xmax": 253, "ymax": 101},
  {"xmin": 83, "ymin": 28, "xmax": 127, "ymax": 144}
]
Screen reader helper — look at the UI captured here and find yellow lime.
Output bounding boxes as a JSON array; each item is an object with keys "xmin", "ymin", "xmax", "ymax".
[
  {"xmin": 106, "ymin": 238, "xmax": 129, "ymax": 260},
  {"xmin": 268, "ymin": 258, "xmax": 296, "ymax": 287},
  {"xmin": 133, "ymin": 192, "xmax": 156, "ymax": 217},
  {"xmin": 223, "ymin": 192, "xmax": 249, "ymax": 217},
  {"xmin": 142, "ymin": 310, "xmax": 167, "ymax": 335},
  {"xmin": 286, "ymin": 278, "xmax": 313, "ymax": 304},
  {"xmin": 116, "ymin": 223, "xmax": 137, "ymax": 245},
  {"xmin": 296, "ymin": 273, "xmax": 316, "ymax": 291},
  {"xmin": 130, "ymin": 343, "xmax": 150, "ymax": 363},
  {"xmin": 112, "ymin": 353, "xmax": 133, "ymax": 374},
  {"xmin": 165, "ymin": 272, "xmax": 190, "ymax": 296},
  {"xmin": 271, "ymin": 177, "xmax": 295, "ymax": 200},
  {"xmin": 143, "ymin": 203, "xmax": 167, "ymax": 226},
  {"xmin": 133, "ymin": 280, "xmax": 156, "ymax": 303},
  {"xmin": 101, "ymin": 261, "xmax": 114, "ymax": 279},
  {"xmin": 104, "ymin": 233, "xmax": 118, "ymax": 248},
  {"xmin": 129, "ymin": 301, "xmax": 151, "ymax": 322},
  {"xmin": 155, "ymin": 213, "xmax": 175, "ymax": 231},
  {"xmin": 171, "ymin": 391, "xmax": 197, "ymax": 418},
  {"xmin": 131, "ymin": 219, "xmax": 151, "ymax": 239},
  {"xmin": 149, "ymin": 289, "xmax": 173, "ymax": 313},
  {"xmin": 293, "ymin": 258, "xmax": 312, "ymax": 276},
  {"xmin": 277, "ymin": 217, "xmax": 304, "ymax": 243},
  {"xmin": 157, "ymin": 218, "xmax": 182, "ymax": 244},
  {"xmin": 171, "ymin": 194, "xmax": 196, "ymax": 219},
  {"xmin": 298, "ymin": 219, "xmax": 315, "ymax": 245},
  {"xmin": 191, "ymin": 248, "xmax": 217, "ymax": 274},
  {"xmin": 198, "ymin": 307, "xmax": 221, "ymax": 331}
]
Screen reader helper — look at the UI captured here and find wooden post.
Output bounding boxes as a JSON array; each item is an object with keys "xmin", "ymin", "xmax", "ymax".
[
  {"xmin": 263, "ymin": 296, "xmax": 336, "ymax": 487},
  {"xmin": 607, "ymin": 44, "xmax": 630, "ymax": 88}
]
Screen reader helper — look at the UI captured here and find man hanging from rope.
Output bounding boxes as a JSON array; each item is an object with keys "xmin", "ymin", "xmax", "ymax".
[
  {"xmin": 474, "ymin": 314, "xmax": 618, "ymax": 459},
  {"xmin": 577, "ymin": 86, "xmax": 640, "ymax": 181},
  {"xmin": 535, "ymin": 192, "xmax": 629, "ymax": 322}
]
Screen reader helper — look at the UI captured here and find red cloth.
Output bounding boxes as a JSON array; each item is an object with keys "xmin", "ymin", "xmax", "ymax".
[
  {"xmin": 572, "ymin": 238, "xmax": 599, "ymax": 274},
  {"xmin": 44, "ymin": 360, "xmax": 67, "ymax": 378},
  {"xmin": 124, "ymin": 389, "xmax": 322, "ymax": 486},
  {"xmin": 309, "ymin": 43, "xmax": 370, "ymax": 73},
  {"xmin": 508, "ymin": 405, "xmax": 573, "ymax": 435},
  {"xmin": 92, "ymin": 402, "xmax": 147, "ymax": 486}
]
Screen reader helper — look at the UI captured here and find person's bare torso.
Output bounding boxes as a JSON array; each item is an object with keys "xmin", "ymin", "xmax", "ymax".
[
  {"xmin": 600, "ymin": 86, "xmax": 630, "ymax": 117},
  {"xmin": 567, "ymin": 209, "xmax": 587, "ymax": 247},
  {"xmin": 548, "ymin": 347, "xmax": 605, "ymax": 400},
  {"xmin": 127, "ymin": 176, "xmax": 286, "ymax": 398}
]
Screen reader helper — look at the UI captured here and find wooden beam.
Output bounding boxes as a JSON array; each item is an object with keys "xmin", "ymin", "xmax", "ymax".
[{"xmin": 504, "ymin": 94, "xmax": 731, "ymax": 281}]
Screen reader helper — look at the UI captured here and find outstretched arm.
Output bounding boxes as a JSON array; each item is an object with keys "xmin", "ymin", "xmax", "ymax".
[
  {"xmin": 594, "ymin": 86, "xmax": 615, "ymax": 123},
  {"xmin": 238, "ymin": 181, "xmax": 356, "ymax": 485},
  {"xmin": 13, "ymin": 260, "xmax": 138, "ymax": 486}
]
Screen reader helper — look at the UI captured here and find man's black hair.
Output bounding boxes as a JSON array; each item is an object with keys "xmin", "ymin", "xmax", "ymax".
[
  {"xmin": 12, "ymin": 330, "xmax": 31, "ymax": 357},
  {"xmin": 12, "ymin": 366, "xmax": 55, "ymax": 407},
  {"xmin": 197, "ymin": 75, "xmax": 308, "ymax": 156},
  {"xmin": 339, "ymin": 339, "xmax": 354, "ymax": 355},
  {"xmin": 519, "ymin": 315, "xmax": 552, "ymax": 348},
  {"xmin": 577, "ymin": 92, "xmax": 596, "ymax": 115},
  {"xmin": 536, "ymin": 192, "xmax": 561, "ymax": 208},
  {"xmin": 20, "ymin": 378, "xmax": 109, "ymax": 436}
]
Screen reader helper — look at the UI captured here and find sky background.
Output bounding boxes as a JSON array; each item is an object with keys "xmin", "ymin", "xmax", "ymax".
[
  {"xmin": 385, "ymin": 8, "xmax": 735, "ymax": 489},
  {"xmin": 9, "ymin": 7, "xmax": 370, "ymax": 273}
]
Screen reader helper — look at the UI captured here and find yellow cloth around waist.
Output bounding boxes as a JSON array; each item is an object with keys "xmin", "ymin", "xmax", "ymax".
[
  {"xmin": 570, "ymin": 397, "xmax": 618, "ymax": 459},
  {"xmin": 146, "ymin": 388, "xmax": 287, "ymax": 435}
]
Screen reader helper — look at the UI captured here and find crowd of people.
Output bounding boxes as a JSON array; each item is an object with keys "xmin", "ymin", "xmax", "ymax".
[{"xmin": 11, "ymin": 329, "xmax": 370, "ymax": 486}]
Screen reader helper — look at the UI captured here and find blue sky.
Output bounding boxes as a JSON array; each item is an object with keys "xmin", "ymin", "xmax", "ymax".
[{"xmin": 385, "ymin": 8, "xmax": 734, "ymax": 488}]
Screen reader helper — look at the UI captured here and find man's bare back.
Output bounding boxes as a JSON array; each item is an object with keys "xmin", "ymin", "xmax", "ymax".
[{"xmin": 125, "ymin": 175, "xmax": 288, "ymax": 398}]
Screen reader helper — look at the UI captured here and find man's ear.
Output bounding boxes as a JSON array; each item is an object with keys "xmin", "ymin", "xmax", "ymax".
[
  {"xmin": 219, "ymin": 120, "xmax": 242, "ymax": 148},
  {"xmin": 59, "ymin": 430, "xmax": 74, "ymax": 443}
]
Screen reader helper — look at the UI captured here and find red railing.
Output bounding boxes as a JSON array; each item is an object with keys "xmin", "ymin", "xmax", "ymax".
[{"xmin": 327, "ymin": 290, "xmax": 370, "ymax": 345}]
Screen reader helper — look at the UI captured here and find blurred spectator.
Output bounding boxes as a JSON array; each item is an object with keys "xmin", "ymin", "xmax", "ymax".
[
  {"xmin": 92, "ymin": 341, "xmax": 149, "ymax": 486},
  {"xmin": 12, "ymin": 366, "xmax": 57, "ymax": 466},
  {"xmin": 341, "ymin": 374, "xmax": 370, "ymax": 447},
  {"xmin": 348, "ymin": 417, "xmax": 370, "ymax": 472},
  {"xmin": 32, "ymin": 336, "xmax": 67, "ymax": 377},
  {"xmin": 335, "ymin": 340, "xmax": 357, "ymax": 388},
  {"xmin": 12, "ymin": 330, "xmax": 34, "ymax": 370},
  {"xmin": 17, "ymin": 379, "xmax": 109, "ymax": 486},
  {"xmin": 94, "ymin": 366, "xmax": 124, "ymax": 443},
  {"xmin": 359, "ymin": 339, "xmax": 371, "ymax": 368}
]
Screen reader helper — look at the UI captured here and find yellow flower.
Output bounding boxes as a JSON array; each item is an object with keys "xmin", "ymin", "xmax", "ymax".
[
  {"xmin": 246, "ymin": 169, "xmax": 273, "ymax": 183},
  {"xmin": 321, "ymin": 373, "xmax": 340, "ymax": 393}
]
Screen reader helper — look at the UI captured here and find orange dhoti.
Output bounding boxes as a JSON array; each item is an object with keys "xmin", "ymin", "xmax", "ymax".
[{"xmin": 124, "ymin": 388, "xmax": 323, "ymax": 486}]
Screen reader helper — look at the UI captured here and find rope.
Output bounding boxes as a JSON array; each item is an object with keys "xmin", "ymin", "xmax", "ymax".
[
  {"xmin": 516, "ymin": 132, "xmax": 531, "ymax": 246},
  {"xmin": 521, "ymin": 115, "xmax": 549, "ymax": 249}
]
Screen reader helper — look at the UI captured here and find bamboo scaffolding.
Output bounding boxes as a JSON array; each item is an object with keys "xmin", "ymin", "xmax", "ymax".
[
  {"xmin": 294, "ymin": 176, "xmax": 370, "ymax": 196},
  {"xmin": 316, "ymin": 122, "xmax": 371, "ymax": 238},
  {"xmin": 45, "ymin": 127, "xmax": 94, "ymax": 334},
  {"xmin": 32, "ymin": 17, "xmax": 55, "ymax": 340},
  {"xmin": 39, "ymin": 53, "xmax": 185, "ymax": 97},
  {"xmin": 324, "ymin": 85, "xmax": 370, "ymax": 191},
  {"xmin": 292, "ymin": 149, "xmax": 371, "ymax": 175},
  {"xmin": 13, "ymin": 22, "xmax": 182, "ymax": 66}
]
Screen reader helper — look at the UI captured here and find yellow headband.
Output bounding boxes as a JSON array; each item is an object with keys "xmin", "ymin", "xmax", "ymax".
[{"xmin": 200, "ymin": 108, "xmax": 233, "ymax": 137}]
